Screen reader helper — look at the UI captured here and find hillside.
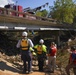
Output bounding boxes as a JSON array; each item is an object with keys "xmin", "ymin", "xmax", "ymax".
[
  {"xmin": 0, "ymin": 48, "xmax": 75, "ymax": 75},
  {"xmin": 0, "ymin": 52, "xmax": 62, "ymax": 75}
]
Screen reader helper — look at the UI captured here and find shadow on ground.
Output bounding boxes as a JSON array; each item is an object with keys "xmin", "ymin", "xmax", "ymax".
[{"xmin": 0, "ymin": 61, "xmax": 20, "ymax": 73}]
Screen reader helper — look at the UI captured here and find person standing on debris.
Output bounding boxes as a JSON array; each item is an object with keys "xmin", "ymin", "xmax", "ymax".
[
  {"xmin": 34, "ymin": 39, "xmax": 47, "ymax": 72},
  {"xmin": 65, "ymin": 46, "xmax": 76, "ymax": 75},
  {"xmin": 16, "ymin": 31, "xmax": 34, "ymax": 74},
  {"xmin": 48, "ymin": 42, "xmax": 57, "ymax": 73}
]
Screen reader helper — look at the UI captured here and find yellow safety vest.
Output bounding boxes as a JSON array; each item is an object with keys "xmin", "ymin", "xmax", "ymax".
[{"xmin": 20, "ymin": 39, "xmax": 29, "ymax": 50}]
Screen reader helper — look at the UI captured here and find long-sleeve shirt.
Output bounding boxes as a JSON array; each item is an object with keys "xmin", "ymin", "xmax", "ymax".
[
  {"xmin": 34, "ymin": 44, "xmax": 47, "ymax": 54},
  {"xmin": 16, "ymin": 38, "xmax": 34, "ymax": 48}
]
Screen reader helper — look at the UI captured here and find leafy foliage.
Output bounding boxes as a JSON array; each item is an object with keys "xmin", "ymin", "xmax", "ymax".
[
  {"xmin": 50, "ymin": 0, "xmax": 76, "ymax": 24},
  {"xmin": 35, "ymin": 9, "xmax": 48, "ymax": 17}
]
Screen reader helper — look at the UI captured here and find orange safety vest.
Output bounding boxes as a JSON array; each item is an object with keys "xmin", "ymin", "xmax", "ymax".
[
  {"xmin": 20, "ymin": 39, "xmax": 29, "ymax": 50},
  {"xmin": 37, "ymin": 45, "xmax": 43, "ymax": 54}
]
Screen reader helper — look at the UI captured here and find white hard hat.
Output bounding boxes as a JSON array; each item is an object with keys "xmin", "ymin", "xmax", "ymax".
[
  {"xmin": 22, "ymin": 31, "xmax": 28, "ymax": 36},
  {"xmin": 39, "ymin": 39, "xmax": 44, "ymax": 44}
]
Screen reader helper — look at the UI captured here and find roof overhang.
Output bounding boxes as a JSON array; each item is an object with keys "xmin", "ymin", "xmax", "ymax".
[
  {"xmin": 14, "ymin": 27, "xmax": 26, "ymax": 30},
  {"xmin": 40, "ymin": 28, "xmax": 76, "ymax": 31}
]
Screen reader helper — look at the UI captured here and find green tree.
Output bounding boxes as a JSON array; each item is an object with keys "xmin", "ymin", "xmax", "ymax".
[
  {"xmin": 50, "ymin": 0, "xmax": 76, "ymax": 24},
  {"xmin": 35, "ymin": 11, "xmax": 42, "ymax": 17},
  {"xmin": 35, "ymin": 9, "xmax": 48, "ymax": 17},
  {"xmin": 41, "ymin": 9, "xmax": 48, "ymax": 17}
]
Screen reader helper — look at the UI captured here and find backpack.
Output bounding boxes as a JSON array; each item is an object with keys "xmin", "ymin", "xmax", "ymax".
[
  {"xmin": 20, "ymin": 39, "xmax": 29, "ymax": 50},
  {"xmin": 71, "ymin": 52, "xmax": 76, "ymax": 61}
]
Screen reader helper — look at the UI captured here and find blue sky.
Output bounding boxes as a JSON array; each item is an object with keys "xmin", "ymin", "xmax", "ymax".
[
  {"xmin": 0, "ymin": 0, "xmax": 55, "ymax": 10},
  {"xmin": 14, "ymin": 0, "xmax": 55, "ymax": 9}
]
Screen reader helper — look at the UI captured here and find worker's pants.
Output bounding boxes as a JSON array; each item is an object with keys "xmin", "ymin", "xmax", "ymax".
[
  {"xmin": 21, "ymin": 50, "xmax": 32, "ymax": 72},
  {"xmin": 23, "ymin": 60, "xmax": 32, "ymax": 72},
  {"xmin": 38, "ymin": 55, "xmax": 45, "ymax": 71},
  {"xmin": 38, "ymin": 59, "xmax": 44, "ymax": 71},
  {"xmin": 48, "ymin": 56, "xmax": 56, "ymax": 72}
]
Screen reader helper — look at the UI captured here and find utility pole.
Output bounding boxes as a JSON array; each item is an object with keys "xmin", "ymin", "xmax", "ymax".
[
  {"xmin": 15, "ymin": 1, "xmax": 18, "ymax": 16},
  {"xmin": 46, "ymin": 6, "xmax": 52, "ymax": 18},
  {"xmin": 16, "ymin": 1, "xmax": 18, "ymax": 6}
]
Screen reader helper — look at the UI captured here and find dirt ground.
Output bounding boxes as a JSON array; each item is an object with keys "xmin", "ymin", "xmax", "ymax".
[
  {"xmin": 0, "ymin": 70, "xmax": 61, "ymax": 75},
  {"xmin": 0, "ymin": 57, "xmax": 62, "ymax": 75}
]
